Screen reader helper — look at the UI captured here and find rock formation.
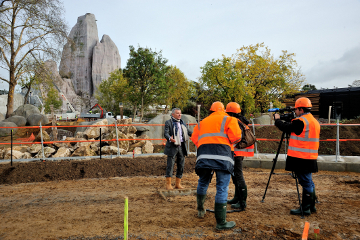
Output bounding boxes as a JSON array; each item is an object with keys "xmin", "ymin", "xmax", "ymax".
[
  {"xmin": 92, "ymin": 35, "xmax": 121, "ymax": 93},
  {"xmin": 59, "ymin": 13, "xmax": 99, "ymax": 97}
]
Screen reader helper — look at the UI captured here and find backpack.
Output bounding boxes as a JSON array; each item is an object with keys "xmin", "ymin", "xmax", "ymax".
[{"xmin": 236, "ymin": 119, "xmax": 256, "ymax": 149}]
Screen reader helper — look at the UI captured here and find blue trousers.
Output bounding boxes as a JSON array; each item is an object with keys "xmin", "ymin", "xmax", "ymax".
[
  {"xmin": 296, "ymin": 172, "xmax": 315, "ymax": 193},
  {"xmin": 196, "ymin": 169, "xmax": 231, "ymax": 204}
]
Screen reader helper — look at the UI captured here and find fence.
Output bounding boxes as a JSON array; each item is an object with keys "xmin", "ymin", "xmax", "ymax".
[{"xmin": 1, "ymin": 120, "xmax": 360, "ymax": 164}]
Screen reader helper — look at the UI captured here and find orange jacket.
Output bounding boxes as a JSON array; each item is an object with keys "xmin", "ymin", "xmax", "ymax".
[
  {"xmin": 287, "ymin": 113, "xmax": 320, "ymax": 159},
  {"xmin": 191, "ymin": 111, "xmax": 242, "ymax": 173}
]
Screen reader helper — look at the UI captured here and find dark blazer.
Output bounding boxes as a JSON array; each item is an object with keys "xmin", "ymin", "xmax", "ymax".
[{"xmin": 164, "ymin": 118, "xmax": 192, "ymax": 157}]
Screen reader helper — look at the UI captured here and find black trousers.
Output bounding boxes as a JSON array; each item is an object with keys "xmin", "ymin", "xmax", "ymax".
[
  {"xmin": 232, "ymin": 156, "xmax": 246, "ymax": 188},
  {"xmin": 165, "ymin": 144, "xmax": 185, "ymax": 178}
]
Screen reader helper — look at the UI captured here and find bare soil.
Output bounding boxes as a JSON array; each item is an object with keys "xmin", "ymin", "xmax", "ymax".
[
  {"xmin": 1, "ymin": 156, "xmax": 360, "ymax": 240},
  {"xmin": 0, "ymin": 119, "xmax": 360, "ymax": 240}
]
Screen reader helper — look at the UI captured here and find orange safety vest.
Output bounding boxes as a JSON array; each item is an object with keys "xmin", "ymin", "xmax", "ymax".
[
  {"xmin": 233, "ymin": 119, "xmax": 254, "ymax": 157},
  {"xmin": 287, "ymin": 113, "xmax": 320, "ymax": 159},
  {"xmin": 191, "ymin": 111, "xmax": 242, "ymax": 165}
]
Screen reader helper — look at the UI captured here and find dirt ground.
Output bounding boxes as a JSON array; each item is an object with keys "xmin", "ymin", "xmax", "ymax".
[{"xmin": 1, "ymin": 156, "xmax": 360, "ymax": 240}]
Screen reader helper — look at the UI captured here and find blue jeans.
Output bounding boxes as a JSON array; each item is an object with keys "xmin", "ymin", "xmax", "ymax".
[
  {"xmin": 296, "ymin": 172, "xmax": 315, "ymax": 193},
  {"xmin": 197, "ymin": 169, "xmax": 231, "ymax": 204}
]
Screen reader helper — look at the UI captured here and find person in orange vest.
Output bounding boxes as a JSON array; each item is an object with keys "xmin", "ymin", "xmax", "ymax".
[
  {"xmin": 191, "ymin": 101, "xmax": 242, "ymax": 230},
  {"xmin": 225, "ymin": 102, "xmax": 254, "ymax": 210},
  {"xmin": 274, "ymin": 97, "xmax": 320, "ymax": 215}
]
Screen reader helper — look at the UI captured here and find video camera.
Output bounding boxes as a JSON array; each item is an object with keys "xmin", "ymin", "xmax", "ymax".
[{"xmin": 268, "ymin": 106, "xmax": 296, "ymax": 122}]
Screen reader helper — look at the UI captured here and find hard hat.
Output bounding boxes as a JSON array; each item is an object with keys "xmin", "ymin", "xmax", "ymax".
[
  {"xmin": 210, "ymin": 101, "xmax": 225, "ymax": 112},
  {"xmin": 225, "ymin": 102, "xmax": 241, "ymax": 113},
  {"xmin": 295, "ymin": 97, "xmax": 312, "ymax": 108}
]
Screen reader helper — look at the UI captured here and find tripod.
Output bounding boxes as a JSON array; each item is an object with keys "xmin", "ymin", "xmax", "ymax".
[{"xmin": 260, "ymin": 131, "xmax": 305, "ymax": 219}]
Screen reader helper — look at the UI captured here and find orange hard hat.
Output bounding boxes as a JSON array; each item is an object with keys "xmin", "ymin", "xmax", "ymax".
[
  {"xmin": 225, "ymin": 102, "xmax": 241, "ymax": 113},
  {"xmin": 210, "ymin": 101, "xmax": 225, "ymax": 112},
  {"xmin": 295, "ymin": 97, "xmax": 312, "ymax": 108}
]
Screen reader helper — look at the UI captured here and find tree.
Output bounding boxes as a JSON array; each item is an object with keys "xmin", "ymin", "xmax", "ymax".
[
  {"xmin": 0, "ymin": 0, "xmax": 68, "ymax": 117},
  {"xmin": 349, "ymin": 80, "xmax": 360, "ymax": 88},
  {"xmin": 43, "ymin": 86, "xmax": 62, "ymax": 113},
  {"xmin": 161, "ymin": 65, "xmax": 191, "ymax": 112},
  {"xmin": 302, "ymin": 84, "xmax": 317, "ymax": 91},
  {"xmin": 94, "ymin": 69, "xmax": 129, "ymax": 115},
  {"xmin": 199, "ymin": 43, "xmax": 305, "ymax": 114},
  {"xmin": 123, "ymin": 45, "xmax": 169, "ymax": 121}
]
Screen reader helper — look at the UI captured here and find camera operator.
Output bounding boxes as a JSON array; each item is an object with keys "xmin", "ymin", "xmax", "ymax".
[{"xmin": 274, "ymin": 97, "xmax": 320, "ymax": 216}]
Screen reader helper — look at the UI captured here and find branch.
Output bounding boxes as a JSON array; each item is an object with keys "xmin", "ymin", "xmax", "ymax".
[
  {"xmin": 0, "ymin": 76, "xmax": 9, "ymax": 83},
  {"xmin": 0, "ymin": 46, "xmax": 10, "ymax": 67}
]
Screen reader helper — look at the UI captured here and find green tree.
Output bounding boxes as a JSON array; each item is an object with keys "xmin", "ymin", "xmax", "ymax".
[
  {"xmin": 199, "ymin": 43, "xmax": 305, "ymax": 114},
  {"xmin": 123, "ymin": 45, "xmax": 169, "ymax": 121},
  {"xmin": 161, "ymin": 65, "xmax": 191, "ymax": 112},
  {"xmin": 94, "ymin": 69, "xmax": 129, "ymax": 115},
  {"xmin": 43, "ymin": 86, "xmax": 62, "ymax": 114},
  {"xmin": 302, "ymin": 84, "xmax": 317, "ymax": 91},
  {"xmin": 0, "ymin": 0, "xmax": 68, "ymax": 117}
]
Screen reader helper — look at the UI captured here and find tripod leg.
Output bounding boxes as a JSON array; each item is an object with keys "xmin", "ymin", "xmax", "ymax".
[{"xmin": 293, "ymin": 172, "xmax": 304, "ymax": 219}]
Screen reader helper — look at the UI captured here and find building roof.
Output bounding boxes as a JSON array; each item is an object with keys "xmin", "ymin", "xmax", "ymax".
[{"xmin": 299, "ymin": 87, "xmax": 360, "ymax": 94}]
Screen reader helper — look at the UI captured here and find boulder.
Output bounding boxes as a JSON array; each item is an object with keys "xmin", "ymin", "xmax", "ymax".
[
  {"xmin": 142, "ymin": 140, "xmax": 154, "ymax": 154},
  {"xmin": 0, "ymin": 122, "xmax": 18, "ymax": 137},
  {"xmin": 27, "ymin": 113, "xmax": 49, "ymax": 126},
  {"xmin": 52, "ymin": 147, "xmax": 72, "ymax": 158},
  {"xmin": 34, "ymin": 129, "xmax": 50, "ymax": 142},
  {"xmin": 126, "ymin": 134, "xmax": 137, "ymax": 144},
  {"xmin": 71, "ymin": 145, "xmax": 96, "ymax": 157},
  {"xmin": 128, "ymin": 141, "xmax": 146, "ymax": 152},
  {"xmin": 11, "ymin": 104, "xmax": 40, "ymax": 118},
  {"xmin": 21, "ymin": 152, "xmax": 32, "ymax": 159},
  {"xmin": 3, "ymin": 115, "xmax": 27, "ymax": 127},
  {"xmin": 92, "ymin": 34, "xmax": 121, "ymax": 94},
  {"xmin": 59, "ymin": 13, "xmax": 99, "ymax": 96},
  {"xmin": 12, "ymin": 146, "xmax": 29, "ymax": 153},
  {"xmin": 75, "ymin": 131, "xmax": 86, "ymax": 139},
  {"xmin": 34, "ymin": 147, "xmax": 56, "ymax": 158},
  {"xmin": 100, "ymin": 146, "xmax": 119, "ymax": 155},
  {"xmin": 29, "ymin": 144, "xmax": 42, "ymax": 154},
  {"xmin": 253, "ymin": 115, "xmax": 271, "ymax": 125},
  {"xmin": 90, "ymin": 141, "xmax": 100, "ymax": 152},
  {"xmin": 83, "ymin": 119, "xmax": 109, "ymax": 139},
  {"xmin": 0, "ymin": 94, "xmax": 24, "ymax": 116},
  {"xmin": 74, "ymin": 138, "xmax": 93, "ymax": 149},
  {"xmin": 0, "ymin": 112, "xmax": 4, "ymax": 121},
  {"xmin": 3, "ymin": 149, "xmax": 23, "ymax": 159},
  {"xmin": 0, "ymin": 149, "xmax": 4, "ymax": 159},
  {"xmin": 133, "ymin": 147, "xmax": 142, "ymax": 155},
  {"xmin": 75, "ymin": 118, "xmax": 115, "ymax": 135}
]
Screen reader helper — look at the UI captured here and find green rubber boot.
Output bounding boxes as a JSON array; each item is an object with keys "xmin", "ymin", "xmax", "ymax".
[
  {"xmin": 227, "ymin": 187, "xmax": 239, "ymax": 204},
  {"xmin": 310, "ymin": 188, "xmax": 317, "ymax": 213},
  {"xmin": 197, "ymin": 194, "xmax": 206, "ymax": 218},
  {"xmin": 231, "ymin": 185, "xmax": 247, "ymax": 210},
  {"xmin": 290, "ymin": 190, "xmax": 312, "ymax": 216},
  {"xmin": 215, "ymin": 203, "xmax": 236, "ymax": 230}
]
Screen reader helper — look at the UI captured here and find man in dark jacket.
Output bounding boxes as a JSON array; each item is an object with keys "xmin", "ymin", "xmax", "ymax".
[{"xmin": 164, "ymin": 108, "xmax": 192, "ymax": 190}]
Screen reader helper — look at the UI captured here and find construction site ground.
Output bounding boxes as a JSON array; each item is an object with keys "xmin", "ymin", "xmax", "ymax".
[{"xmin": 0, "ymin": 118, "xmax": 360, "ymax": 239}]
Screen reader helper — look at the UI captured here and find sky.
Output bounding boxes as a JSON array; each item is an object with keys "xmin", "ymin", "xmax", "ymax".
[{"xmin": 1, "ymin": 0, "xmax": 360, "ymax": 91}]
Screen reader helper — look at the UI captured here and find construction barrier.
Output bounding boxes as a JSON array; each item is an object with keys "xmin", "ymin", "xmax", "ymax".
[{"xmin": 1, "ymin": 121, "xmax": 359, "ymax": 162}]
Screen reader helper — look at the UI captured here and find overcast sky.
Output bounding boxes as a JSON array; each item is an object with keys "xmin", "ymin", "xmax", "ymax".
[{"xmin": 1, "ymin": 0, "xmax": 360, "ymax": 91}]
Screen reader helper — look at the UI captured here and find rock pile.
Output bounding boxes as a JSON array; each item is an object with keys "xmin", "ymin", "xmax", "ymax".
[{"xmin": 0, "ymin": 118, "xmax": 154, "ymax": 160}]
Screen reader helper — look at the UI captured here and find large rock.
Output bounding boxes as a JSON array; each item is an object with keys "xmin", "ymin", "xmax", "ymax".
[
  {"xmin": 29, "ymin": 144, "xmax": 42, "ymax": 154},
  {"xmin": 34, "ymin": 147, "xmax": 56, "ymax": 158},
  {"xmin": 71, "ymin": 145, "xmax": 96, "ymax": 157},
  {"xmin": 59, "ymin": 13, "xmax": 99, "ymax": 97},
  {"xmin": 11, "ymin": 104, "xmax": 40, "ymax": 119},
  {"xmin": 34, "ymin": 129, "xmax": 50, "ymax": 142},
  {"xmin": 100, "ymin": 146, "xmax": 119, "ymax": 155},
  {"xmin": 52, "ymin": 147, "xmax": 72, "ymax": 158},
  {"xmin": 75, "ymin": 118, "xmax": 115, "ymax": 135},
  {"xmin": 27, "ymin": 113, "xmax": 49, "ymax": 126},
  {"xmin": 0, "ymin": 93, "xmax": 24, "ymax": 115},
  {"xmin": 92, "ymin": 34, "xmax": 121, "ymax": 94},
  {"xmin": 3, "ymin": 115, "xmax": 27, "ymax": 127},
  {"xmin": 0, "ymin": 113, "xmax": 5, "ymax": 121},
  {"xmin": 3, "ymin": 149, "xmax": 24, "ymax": 159},
  {"xmin": 253, "ymin": 115, "xmax": 271, "ymax": 125},
  {"xmin": 142, "ymin": 140, "xmax": 154, "ymax": 154},
  {"xmin": 83, "ymin": 119, "xmax": 109, "ymax": 139},
  {"xmin": 0, "ymin": 122, "xmax": 18, "ymax": 137}
]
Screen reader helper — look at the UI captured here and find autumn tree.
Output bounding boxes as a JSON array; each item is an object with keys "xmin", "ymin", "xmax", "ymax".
[
  {"xmin": 43, "ymin": 86, "xmax": 62, "ymax": 113},
  {"xmin": 161, "ymin": 65, "xmax": 191, "ymax": 112},
  {"xmin": 0, "ymin": 0, "xmax": 68, "ymax": 117},
  {"xmin": 94, "ymin": 69, "xmax": 129, "ymax": 115},
  {"xmin": 123, "ymin": 45, "xmax": 169, "ymax": 121},
  {"xmin": 199, "ymin": 43, "xmax": 305, "ymax": 114},
  {"xmin": 302, "ymin": 84, "xmax": 317, "ymax": 91}
]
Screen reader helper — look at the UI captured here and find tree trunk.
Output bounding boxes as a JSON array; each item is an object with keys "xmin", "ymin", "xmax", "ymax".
[
  {"xmin": 140, "ymin": 96, "xmax": 144, "ymax": 122},
  {"xmin": 24, "ymin": 85, "xmax": 31, "ymax": 104},
  {"xmin": 6, "ymin": 71, "xmax": 16, "ymax": 118},
  {"xmin": 132, "ymin": 105, "xmax": 137, "ymax": 120}
]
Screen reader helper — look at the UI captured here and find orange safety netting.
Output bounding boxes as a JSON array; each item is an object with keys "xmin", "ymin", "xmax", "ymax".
[{"xmin": 15, "ymin": 133, "xmax": 35, "ymax": 142}]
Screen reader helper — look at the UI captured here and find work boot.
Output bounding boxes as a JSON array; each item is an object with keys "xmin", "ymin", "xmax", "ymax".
[
  {"xmin": 197, "ymin": 194, "xmax": 206, "ymax": 218},
  {"xmin": 227, "ymin": 187, "xmax": 239, "ymax": 204},
  {"xmin": 290, "ymin": 190, "xmax": 312, "ymax": 216},
  {"xmin": 166, "ymin": 177, "xmax": 173, "ymax": 190},
  {"xmin": 214, "ymin": 203, "xmax": 236, "ymax": 230},
  {"xmin": 231, "ymin": 185, "xmax": 247, "ymax": 210},
  {"xmin": 175, "ymin": 177, "xmax": 184, "ymax": 189},
  {"xmin": 310, "ymin": 188, "xmax": 317, "ymax": 213}
]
